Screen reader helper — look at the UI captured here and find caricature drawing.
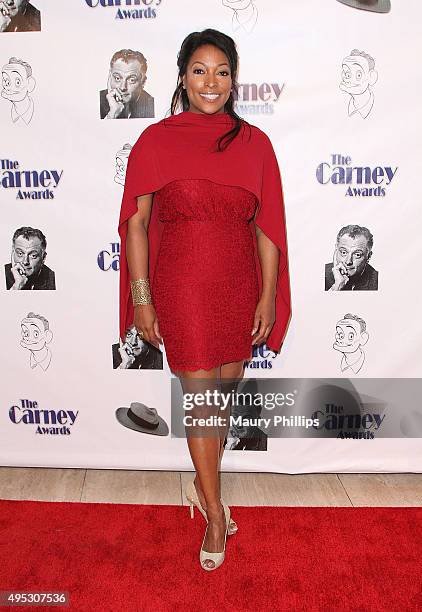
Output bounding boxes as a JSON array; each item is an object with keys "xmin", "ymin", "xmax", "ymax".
[
  {"xmin": 1, "ymin": 56, "xmax": 35, "ymax": 124},
  {"xmin": 339, "ymin": 49, "xmax": 378, "ymax": 119},
  {"xmin": 222, "ymin": 0, "xmax": 258, "ymax": 33},
  {"xmin": 114, "ymin": 143, "xmax": 132, "ymax": 186},
  {"xmin": 20, "ymin": 312, "xmax": 53, "ymax": 371},
  {"xmin": 333, "ymin": 313, "xmax": 368, "ymax": 374}
]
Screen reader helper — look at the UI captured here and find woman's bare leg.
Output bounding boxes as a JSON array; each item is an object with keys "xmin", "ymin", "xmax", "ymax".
[
  {"xmin": 193, "ymin": 359, "xmax": 246, "ymax": 513},
  {"xmin": 177, "ymin": 366, "xmax": 226, "ymax": 569}
]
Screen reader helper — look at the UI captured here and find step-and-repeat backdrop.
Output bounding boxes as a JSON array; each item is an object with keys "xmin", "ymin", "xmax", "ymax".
[{"xmin": 1, "ymin": 0, "xmax": 421, "ymax": 472}]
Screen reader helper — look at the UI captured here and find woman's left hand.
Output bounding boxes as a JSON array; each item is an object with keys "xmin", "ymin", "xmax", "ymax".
[{"xmin": 251, "ymin": 295, "xmax": 276, "ymax": 346}]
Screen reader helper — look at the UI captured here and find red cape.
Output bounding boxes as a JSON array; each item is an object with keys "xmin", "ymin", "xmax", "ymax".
[{"xmin": 118, "ymin": 110, "xmax": 291, "ymax": 353}]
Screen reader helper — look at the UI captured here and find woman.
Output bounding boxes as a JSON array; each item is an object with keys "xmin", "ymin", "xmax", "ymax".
[{"xmin": 118, "ymin": 29, "xmax": 291, "ymax": 571}]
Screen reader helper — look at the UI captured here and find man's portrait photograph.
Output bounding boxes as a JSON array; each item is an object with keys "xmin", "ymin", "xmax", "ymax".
[
  {"xmin": 0, "ymin": 0, "xmax": 41, "ymax": 33},
  {"xmin": 100, "ymin": 49, "xmax": 155, "ymax": 120},
  {"xmin": 5, "ymin": 226, "xmax": 56, "ymax": 290},
  {"xmin": 325, "ymin": 224, "xmax": 378, "ymax": 291},
  {"xmin": 112, "ymin": 325, "xmax": 163, "ymax": 370}
]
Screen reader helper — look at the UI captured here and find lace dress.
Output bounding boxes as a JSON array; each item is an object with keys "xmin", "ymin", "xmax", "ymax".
[{"xmin": 151, "ymin": 178, "xmax": 259, "ymax": 372}]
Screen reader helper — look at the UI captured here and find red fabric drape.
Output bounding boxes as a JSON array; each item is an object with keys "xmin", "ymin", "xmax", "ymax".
[{"xmin": 118, "ymin": 111, "xmax": 291, "ymax": 353}]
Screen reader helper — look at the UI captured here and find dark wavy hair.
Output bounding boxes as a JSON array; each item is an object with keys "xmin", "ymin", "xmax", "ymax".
[{"xmin": 169, "ymin": 28, "xmax": 250, "ymax": 152}]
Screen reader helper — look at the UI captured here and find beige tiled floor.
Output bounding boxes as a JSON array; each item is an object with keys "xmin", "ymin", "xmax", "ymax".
[{"xmin": 0, "ymin": 468, "xmax": 421, "ymax": 506}]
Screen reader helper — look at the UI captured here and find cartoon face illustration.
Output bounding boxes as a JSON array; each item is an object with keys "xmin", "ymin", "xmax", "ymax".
[
  {"xmin": 20, "ymin": 312, "xmax": 53, "ymax": 370},
  {"xmin": 339, "ymin": 50, "xmax": 378, "ymax": 118},
  {"xmin": 335, "ymin": 233, "xmax": 371, "ymax": 279},
  {"xmin": 20, "ymin": 314, "xmax": 52, "ymax": 352},
  {"xmin": 340, "ymin": 53, "xmax": 377, "ymax": 95},
  {"xmin": 114, "ymin": 143, "xmax": 132, "ymax": 185},
  {"xmin": 1, "ymin": 56, "xmax": 35, "ymax": 124},
  {"xmin": 333, "ymin": 313, "xmax": 369, "ymax": 374},
  {"xmin": 334, "ymin": 320, "xmax": 368, "ymax": 353},
  {"xmin": 1, "ymin": 58, "xmax": 35, "ymax": 102},
  {"xmin": 12, "ymin": 233, "xmax": 46, "ymax": 279}
]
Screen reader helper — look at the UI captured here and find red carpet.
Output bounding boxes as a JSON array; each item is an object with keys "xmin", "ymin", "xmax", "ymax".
[{"xmin": 0, "ymin": 500, "xmax": 421, "ymax": 612}]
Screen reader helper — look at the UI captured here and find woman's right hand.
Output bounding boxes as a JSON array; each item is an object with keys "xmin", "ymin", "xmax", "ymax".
[{"xmin": 134, "ymin": 304, "xmax": 163, "ymax": 349}]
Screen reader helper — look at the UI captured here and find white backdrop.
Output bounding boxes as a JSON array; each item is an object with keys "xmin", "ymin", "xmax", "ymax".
[{"xmin": 1, "ymin": 0, "xmax": 421, "ymax": 472}]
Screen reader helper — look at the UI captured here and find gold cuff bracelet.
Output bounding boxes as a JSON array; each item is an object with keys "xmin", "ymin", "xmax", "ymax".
[{"xmin": 130, "ymin": 278, "xmax": 152, "ymax": 306}]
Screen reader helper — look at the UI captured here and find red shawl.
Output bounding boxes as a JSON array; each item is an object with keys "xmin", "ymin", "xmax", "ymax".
[{"xmin": 118, "ymin": 110, "xmax": 291, "ymax": 353}]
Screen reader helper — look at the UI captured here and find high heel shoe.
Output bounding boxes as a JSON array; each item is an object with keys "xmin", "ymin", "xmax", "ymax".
[
  {"xmin": 199, "ymin": 503, "xmax": 230, "ymax": 571},
  {"xmin": 185, "ymin": 480, "xmax": 238, "ymax": 535}
]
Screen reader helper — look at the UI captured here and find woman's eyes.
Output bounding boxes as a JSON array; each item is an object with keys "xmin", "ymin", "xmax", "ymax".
[{"xmin": 193, "ymin": 68, "xmax": 230, "ymax": 76}]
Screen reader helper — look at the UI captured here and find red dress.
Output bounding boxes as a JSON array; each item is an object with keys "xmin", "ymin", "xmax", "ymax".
[{"xmin": 151, "ymin": 178, "xmax": 259, "ymax": 372}]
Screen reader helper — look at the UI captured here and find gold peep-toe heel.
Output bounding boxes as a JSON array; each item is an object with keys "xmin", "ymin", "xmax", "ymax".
[{"xmin": 199, "ymin": 503, "xmax": 230, "ymax": 572}]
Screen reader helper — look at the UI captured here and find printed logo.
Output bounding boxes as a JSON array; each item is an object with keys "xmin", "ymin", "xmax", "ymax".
[
  {"xmin": 84, "ymin": 0, "xmax": 162, "ymax": 21},
  {"xmin": 316, "ymin": 154, "xmax": 397, "ymax": 197},
  {"xmin": 234, "ymin": 82, "xmax": 284, "ymax": 116},
  {"xmin": 311, "ymin": 401, "xmax": 384, "ymax": 440},
  {"xmin": 9, "ymin": 399, "xmax": 78, "ymax": 435},
  {"xmin": 340, "ymin": 49, "xmax": 378, "ymax": 119},
  {"xmin": 98, "ymin": 242, "xmax": 120, "ymax": 271},
  {"xmin": 244, "ymin": 344, "xmax": 277, "ymax": 370},
  {"xmin": 1, "ymin": 158, "xmax": 63, "ymax": 200}
]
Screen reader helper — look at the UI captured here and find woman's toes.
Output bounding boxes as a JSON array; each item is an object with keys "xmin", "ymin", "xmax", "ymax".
[{"xmin": 203, "ymin": 559, "xmax": 215, "ymax": 569}]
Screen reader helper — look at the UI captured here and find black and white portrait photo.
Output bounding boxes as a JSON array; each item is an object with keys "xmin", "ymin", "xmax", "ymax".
[
  {"xmin": 226, "ymin": 410, "xmax": 268, "ymax": 450},
  {"xmin": 325, "ymin": 224, "xmax": 378, "ymax": 291},
  {"xmin": 226, "ymin": 380, "xmax": 267, "ymax": 451},
  {"xmin": 112, "ymin": 325, "xmax": 163, "ymax": 369},
  {"xmin": 0, "ymin": 0, "xmax": 41, "ymax": 33},
  {"xmin": 1, "ymin": 56, "xmax": 35, "ymax": 124},
  {"xmin": 100, "ymin": 49, "xmax": 155, "ymax": 120},
  {"xmin": 5, "ymin": 226, "xmax": 56, "ymax": 290}
]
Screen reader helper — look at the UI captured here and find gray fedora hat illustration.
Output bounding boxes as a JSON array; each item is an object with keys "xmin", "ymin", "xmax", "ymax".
[
  {"xmin": 116, "ymin": 402, "xmax": 169, "ymax": 436},
  {"xmin": 336, "ymin": 0, "xmax": 391, "ymax": 13}
]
